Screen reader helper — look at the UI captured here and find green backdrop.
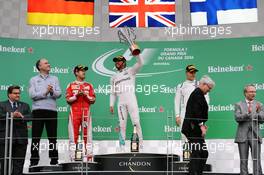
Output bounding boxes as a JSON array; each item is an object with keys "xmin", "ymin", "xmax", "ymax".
[{"xmin": 0, "ymin": 36, "xmax": 263, "ymax": 140}]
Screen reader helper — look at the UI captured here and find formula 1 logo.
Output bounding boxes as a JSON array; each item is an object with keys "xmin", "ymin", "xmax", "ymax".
[{"xmin": 92, "ymin": 48, "xmax": 183, "ymax": 77}]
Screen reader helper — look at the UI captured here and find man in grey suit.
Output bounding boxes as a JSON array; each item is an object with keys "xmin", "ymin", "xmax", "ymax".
[
  {"xmin": 0, "ymin": 85, "xmax": 31, "ymax": 175},
  {"xmin": 234, "ymin": 84, "xmax": 264, "ymax": 175}
]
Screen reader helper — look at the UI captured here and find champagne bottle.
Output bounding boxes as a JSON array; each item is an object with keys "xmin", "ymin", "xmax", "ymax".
[
  {"xmin": 75, "ymin": 134, "xmax": 83, "ymax": 161},
  {"xmin": 130, "ymin": 125, "xmax": 139, "ymax": 152},
  {"xmin": 183, "ymin": 141, "xmax": 191, "ymax": 162}
]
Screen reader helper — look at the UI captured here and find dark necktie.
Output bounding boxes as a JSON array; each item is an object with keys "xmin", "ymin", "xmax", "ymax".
[
  {"xmin": 12, "ymin": 102, "xmax": 18, "ymax": 111},
  {"xmin": 248, "ymin": 101, "xmax": 252, "ymax": 113}
]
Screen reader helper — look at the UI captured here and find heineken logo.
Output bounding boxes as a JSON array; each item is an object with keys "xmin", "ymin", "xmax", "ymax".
[
  {"xmin": 252, "ymin": 44, "xmax": 264, "ymax": 52},
  {"xmin": 207, "ymin": 65, "xmax": 253, "ymax": 73},
  {"xmin": 209, "ymin": 104, "xmax": 235, "ymax": 112},
  {"xmin": 33, "ymin": 66, "xmax": 70, "ymax": 74},
  {"xmin": 0, "ymin": 45, "xmax": 26, "ymax": 54}
]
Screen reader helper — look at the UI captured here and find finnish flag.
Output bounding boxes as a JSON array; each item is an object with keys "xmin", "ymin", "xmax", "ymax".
[{"xmin": 190, "ymin": 0, "xmax": 258, "ymax": 26}]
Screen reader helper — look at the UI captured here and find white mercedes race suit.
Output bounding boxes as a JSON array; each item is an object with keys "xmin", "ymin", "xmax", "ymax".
[
  {"xmin": 174, "ymin": 80, "xmax": 210, "ymax": 142},
  {"xmin": 110, "ymin": 55, "xmax": 143, "ymax": 147}
]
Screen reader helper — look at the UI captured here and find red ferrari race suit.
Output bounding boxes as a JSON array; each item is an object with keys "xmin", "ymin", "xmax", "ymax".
[{"xmin": 66, "ymin": 81, "xmax": 95, "ymax": 160}]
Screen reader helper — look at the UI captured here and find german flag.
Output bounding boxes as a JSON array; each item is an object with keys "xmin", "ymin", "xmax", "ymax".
[{"xmin": 27, "ymin": 0, "xmax": 94, "ymax": 27}]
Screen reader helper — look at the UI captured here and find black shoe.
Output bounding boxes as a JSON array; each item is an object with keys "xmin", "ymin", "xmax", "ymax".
[{"xmin": 50, "ymin": 160, "xmax": 58, "ymax": 165}]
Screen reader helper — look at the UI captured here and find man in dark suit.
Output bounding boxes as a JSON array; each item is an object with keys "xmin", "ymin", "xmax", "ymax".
[
  {"xmin": 182, "ymin": 75, "xmax": 215, "ymax": 175},
  {"xmin": 0, "ymin": 85, "xmax": 31, "ymax": 175},
  {"xmin": 234, "ymin": 84, "xmax": 264, "ymax": 175}
]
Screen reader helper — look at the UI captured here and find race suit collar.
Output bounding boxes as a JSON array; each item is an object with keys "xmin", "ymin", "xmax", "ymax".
[
  {"xmin": 118, "ymin": 67, "xmax": 128, "ymax": 73},
  {"xmin": 185, "ymin": 79, "xmax": 196, "ymax": 83},
  {"xmin": 74, "ymin": 80, "xmax": 85, "ymax": 84}
]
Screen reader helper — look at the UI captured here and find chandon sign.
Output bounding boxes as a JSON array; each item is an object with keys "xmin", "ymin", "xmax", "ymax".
[{"xmin": 119, "ymin": 161, "xmax": 152, "ymax": 167}]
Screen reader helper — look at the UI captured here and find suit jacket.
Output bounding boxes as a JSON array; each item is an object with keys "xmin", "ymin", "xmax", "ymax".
[
  {"xmin": 0, "ymin": 100, "xmax": 31, "ymax": 144},
  {"xmin": 234, "ymin": 100, "xmax": 264, "ymax": 143},
  {"xmin": 181, "ymin": 88, "xmax": 208, "ymax": 140}
]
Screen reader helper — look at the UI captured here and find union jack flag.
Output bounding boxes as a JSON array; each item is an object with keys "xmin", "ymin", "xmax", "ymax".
[{"xmin": 109, "ymin": 0, "xmax": 176, "ymax": 28}]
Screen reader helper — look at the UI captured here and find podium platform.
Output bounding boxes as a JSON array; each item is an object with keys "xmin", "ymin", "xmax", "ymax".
[{"xmin": 25, "ymin": 153, "xmax": 220, "ymax": 175}]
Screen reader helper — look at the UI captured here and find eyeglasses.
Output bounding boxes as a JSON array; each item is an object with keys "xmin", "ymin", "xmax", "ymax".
[
  {"xmin": 12, "ymin": 92, "xmax": 20, "ymax": 95},
  {"xmin": 206, "ymin": 84, "xmax": 213, "ymax": 90}
]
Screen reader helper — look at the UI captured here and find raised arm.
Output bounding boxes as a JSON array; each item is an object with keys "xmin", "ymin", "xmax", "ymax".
[{"xmin": 130, "ymin": 54, "xmax": 144, "ymax": 75}]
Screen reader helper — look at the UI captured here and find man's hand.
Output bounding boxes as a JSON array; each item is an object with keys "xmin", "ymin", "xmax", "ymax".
[
  {"xmin": 110, "ymin": 106, "xmax": 114, "ymax": 114},
  {"xmin": 176, "ymin": 116, "xmax": 181, "ymax": 126},
  {"xmin": 45, "ymin": 85, "xmax": 54, "ymax": 96},
  {"xmin": 200, "ymin": 125, "xmax": 207, "ymax": 137},
  {"xmin": 256, "ymin": 103, "xmax": 261, "ymax": 113},
  {"xmin": 13, "ymin": 111, "xmax": 23, "ymax": 118},
  {"xmin": 87, "ymin": 95, "xmax": 95, "ymax": 102},
  {"xmin": 77, "ymin": 90, "xmax": 84, "ymax": 96}
]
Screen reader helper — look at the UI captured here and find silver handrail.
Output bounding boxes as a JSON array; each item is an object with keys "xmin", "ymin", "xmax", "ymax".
[
  {"xmin": 4, "ymin": 112, "xmax": 13, "ymax": 175},
  {"xmin": 8, "ymin": 113, "xmax": 14, "ymax": 175},
  {"xmin": 4, "ymin": 112, "xmax": 9, "ymax": 175}
]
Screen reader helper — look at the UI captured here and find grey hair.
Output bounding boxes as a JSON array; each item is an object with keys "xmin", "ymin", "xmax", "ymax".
[
  {"xmin": 243, "ymin": 84, "xmax": 256, "ymax": 94},
  {"xmin": 200, "ymin": 75, "xmax": 215, "ymax": 88}
]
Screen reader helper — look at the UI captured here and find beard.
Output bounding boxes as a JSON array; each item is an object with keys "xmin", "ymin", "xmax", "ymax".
[{"xmin": 116, "ymin": 62, "xmax": 126, "ymax": 71}]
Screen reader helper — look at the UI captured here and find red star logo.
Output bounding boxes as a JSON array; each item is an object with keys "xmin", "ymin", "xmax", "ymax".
[
  {"xmin": 159, "ymin": 106, "xmax": 164, "ymax": 113},
  {"xmin": 28, "ymin": 47, "xmax": 33, "ymax": 54},
  {"xmin": 115, "ymin": 127, "xmax": 120, "ymax": 132},
  {"xmin": 245, "ymin": 65, "xmax": 253, "ymax": 71}
]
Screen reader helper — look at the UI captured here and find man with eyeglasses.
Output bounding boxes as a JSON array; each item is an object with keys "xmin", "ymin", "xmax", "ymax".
[
  {"xmin": 234, "ymin": 84, "xmax": 264, "ymax": 175},
  {"xmin": 174, "ymin": 65, "xmax": 209, "ymax": 161},
  {"xmin": 0, "ymin": 85, "xmax": 31, "ymax": 175},
  {"xmin": 181, "ymin": 75, "xmax": 215, "ymax": 175}
]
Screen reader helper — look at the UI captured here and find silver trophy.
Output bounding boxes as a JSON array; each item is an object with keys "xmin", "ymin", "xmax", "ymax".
[{"xmin": 117, "ymin": 27, "xmax": 141, "ymax": 56}]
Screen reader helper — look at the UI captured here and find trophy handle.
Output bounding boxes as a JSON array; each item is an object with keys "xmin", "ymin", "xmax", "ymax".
[{"xmin": 130, "ymin": 44, "xmax": 141, "ymax": 56}]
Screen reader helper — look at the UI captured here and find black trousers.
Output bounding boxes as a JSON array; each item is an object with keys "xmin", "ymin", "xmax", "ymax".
[
  {"xmin": 188, "ymin": 138, "xmax": 208, "ymax": 175},
  {"xmin": 0, "ymin": 142, "xmax": 27, "ymax": 175},
  {"xmin": 30, "ymin": 109, "xmax": 58, "ymax": 165}
]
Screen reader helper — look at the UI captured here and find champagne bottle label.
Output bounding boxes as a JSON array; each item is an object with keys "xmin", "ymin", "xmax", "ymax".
[
  {"xmin": 132, "ymin": 142, "xmax": 137, "ymax": 150},
  {"xmin": 75, "ymin": 134, "xmax": 83, "ymax": 161},
  {"xmin": 131, "ymin": 125, "xmax": 139, "ymax": 152},
  {"xmin": 183, "ymin": 142, "xmax": 190, "ymax": 161},
  {"xmin": 76, "ymin": 151, "xmax": 82, "ymax": 160}
]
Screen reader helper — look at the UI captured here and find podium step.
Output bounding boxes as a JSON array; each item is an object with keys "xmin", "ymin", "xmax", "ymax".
[
  {"xmin": 60, "ymin": 162, "xmax": 100, "ymax": 171},
  {"xmin": 29, "ymin": 162, "xmax": 99, "ymax": 173},
  {"xmin": 29, "ymin": 165, "xmax": 62, "ymax": 172},
  {"xmin": 169, "ymin": 162, "xmax": 212, "ymax": 172}
]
